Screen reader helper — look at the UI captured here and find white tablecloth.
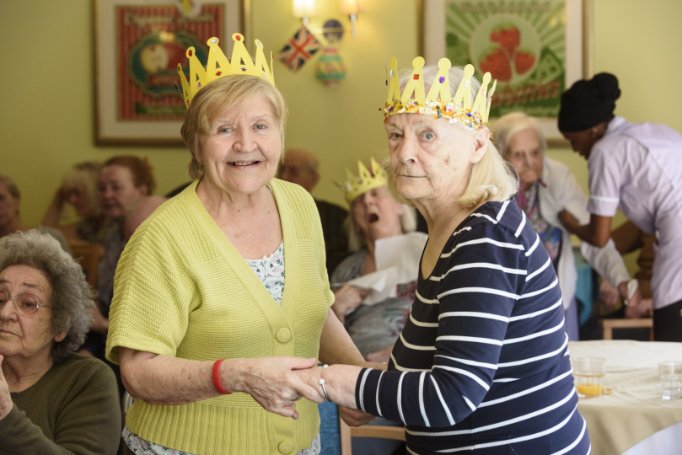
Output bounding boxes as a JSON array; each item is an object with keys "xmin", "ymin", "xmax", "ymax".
[{"xmin": 568, "ymin": 340, "xmax": 682, "ymax": 455}]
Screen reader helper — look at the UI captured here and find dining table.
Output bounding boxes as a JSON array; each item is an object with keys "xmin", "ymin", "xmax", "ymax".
[{"xmin": 568, "ymin": 340, "xmax": 682, "ymax": 455}]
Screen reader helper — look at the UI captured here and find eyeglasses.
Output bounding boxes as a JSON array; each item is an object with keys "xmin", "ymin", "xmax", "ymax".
[{"xmin": 0, "ymin": 288, "xmax": 50, "ymax": 317}]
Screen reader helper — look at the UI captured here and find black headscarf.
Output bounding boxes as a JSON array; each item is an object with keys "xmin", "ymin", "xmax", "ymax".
[{"xmin": 557, "ymin": 72, "xmax": 621, "ymax": 133}]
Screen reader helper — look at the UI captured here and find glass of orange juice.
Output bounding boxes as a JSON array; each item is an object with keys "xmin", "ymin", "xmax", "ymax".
[{"xmin": 572, "ymin": 357, "xmax": 606, "ymax": 398}]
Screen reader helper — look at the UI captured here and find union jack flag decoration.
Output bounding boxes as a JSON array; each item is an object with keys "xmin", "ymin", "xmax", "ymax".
[{"xmin": 278, "ymin": 26, "xmax": 322, "ymax": 72}]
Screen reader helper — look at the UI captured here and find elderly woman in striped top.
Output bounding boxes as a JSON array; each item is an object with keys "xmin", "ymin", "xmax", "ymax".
[{"xmin": 297, "ymin": 58, "xmax": 591, "ymax": 454}]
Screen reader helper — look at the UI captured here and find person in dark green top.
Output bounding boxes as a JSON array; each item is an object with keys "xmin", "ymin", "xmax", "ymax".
[{"xmin": 0, "ymin": 229, "xmax": 122, "ymax": 454}]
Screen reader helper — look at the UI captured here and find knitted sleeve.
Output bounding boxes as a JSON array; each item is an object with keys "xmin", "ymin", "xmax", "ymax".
[{"xmin": 105, "ymin": 217, "xmax": 194, "ymax": 364}]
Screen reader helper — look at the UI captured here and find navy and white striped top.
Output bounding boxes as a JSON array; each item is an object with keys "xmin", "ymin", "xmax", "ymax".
[{"xmin": 355, "ymin": 200, "xmax": 590, "ymax": 454}]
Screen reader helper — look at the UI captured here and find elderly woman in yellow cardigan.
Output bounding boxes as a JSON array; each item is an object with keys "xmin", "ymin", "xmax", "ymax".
[{"xmin": 105, "ymin": 35, "xmax": 365, "ymax": 455}]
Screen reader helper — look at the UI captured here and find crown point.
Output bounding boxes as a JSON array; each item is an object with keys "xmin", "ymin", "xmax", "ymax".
[
  {"xmin": 179, "ymin": 33, "xmax": 275, "ymax": 108},
  {"xmin": 383, "ymin": 57, "xmax": 496, "ymax": 129}
]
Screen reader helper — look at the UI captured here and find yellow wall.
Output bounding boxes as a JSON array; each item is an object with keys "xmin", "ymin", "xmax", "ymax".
[{"xmin": 2, "ymin": 0, "xmax": 682, "ymax": 228}]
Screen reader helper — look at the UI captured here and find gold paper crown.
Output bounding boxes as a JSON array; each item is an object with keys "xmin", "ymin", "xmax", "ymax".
[
  {"xmin": 342, "ymin": 158, "xmax": 388, "ymax": 203},
  {"xmin": 177, "ymin": 33, "xmax": 275, "ymax": 108},
  {"xmin": 383, "ymin": 57, "xmax": 497, "ymax": 129}
]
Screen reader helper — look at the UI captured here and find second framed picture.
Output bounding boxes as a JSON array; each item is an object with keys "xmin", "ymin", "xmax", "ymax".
[{"xmin": 422, "ymin": 0, "xmax": 592, "ymax": 145}]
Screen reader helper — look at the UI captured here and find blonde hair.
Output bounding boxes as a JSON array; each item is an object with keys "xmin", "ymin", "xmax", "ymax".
[
  {"xmin": 491, "ymin": 111, "xmax": 547, "ymax": 160},
  {"xmin": 181, "ymin": 76, "xmax": 288, "ymax": 179},
  {"xmin": 391, "ymin": 65, "xmax": 518, "ymax": 208},
  {"xmin": 61, "ymin": 161, "xmax": 101, "ymax": 217}
]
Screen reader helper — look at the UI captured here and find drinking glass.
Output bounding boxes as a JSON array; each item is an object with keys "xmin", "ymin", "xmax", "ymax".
[
  {"xmin": 658, "ymin": 361, "xmax": 682, "ymax": 400},
  {"xmin": 572, "ymin": 357, "xmax": 606, "ymax": 398}
]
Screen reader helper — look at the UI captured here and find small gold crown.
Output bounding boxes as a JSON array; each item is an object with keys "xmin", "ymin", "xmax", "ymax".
[
  {"xmin": 383, "ymin": 57, "xmax": 497, "ymax": 129},
  {"xmin": 177, "ymin": 33, "xmax": 275, "ymax": 108},
  {"xmin": 342, "ymin": 158, "xmax": 388, "ymax": 203}
]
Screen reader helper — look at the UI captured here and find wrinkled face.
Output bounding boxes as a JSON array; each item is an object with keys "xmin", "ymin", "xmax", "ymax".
[
  {"xmin": 0, "ymin": 265, "xmax": 65, "ymax": 361},
  {"xmin": 198, "ymin": 94, "xmax": 283, "ymax": 197},
  {"xmin": 98, "ymin": 165, "xmax": 147, "ymax": 219},
  {"xmin": 350, "ymin": 186, "xmax": 404, "ymax": 242},
  {"xmin": 0, "ymin": 182, "xmax": 20, "ymax": 229},
  {"xmin": 385, "ymin": 114, "xmax": 487, "ymax": 205},
  {"xmin": 506, "ymin": 127, "xmax": 544, "ymax": 189},
  {"xmin": 562, "ymin": 129, "xmax": 598, "ymax": 159}
]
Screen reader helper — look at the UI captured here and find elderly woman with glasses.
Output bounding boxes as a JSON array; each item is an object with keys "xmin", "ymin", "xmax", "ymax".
[
  {"xmin": 296, "ymin": 59, "xmax": 590, "ymax": 454},
  {"xmin": 491, "ymin": 111, "xmax": 635, "ymax": 339},
  {"xmin": 0, "ymin": 230, "xmax": 121, "ymax": 454}
]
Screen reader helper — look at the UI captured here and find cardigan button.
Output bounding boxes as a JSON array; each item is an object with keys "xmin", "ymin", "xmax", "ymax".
[
  {"xmin": 276, "ymin": 327, "xmax": 292, "ymax": 343},
  {"xmin": 277, "ymin": 439, "xmax": 294, "ymax": 454}
]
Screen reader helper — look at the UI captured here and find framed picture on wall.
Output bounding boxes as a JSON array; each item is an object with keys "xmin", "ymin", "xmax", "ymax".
[
  {"xmin": 422, "ymin": 0, "xmax": 592, "ymax": 145},
  {"xmin": 94, "ymin": 0, "xmax": 247, "ymax": 146}
]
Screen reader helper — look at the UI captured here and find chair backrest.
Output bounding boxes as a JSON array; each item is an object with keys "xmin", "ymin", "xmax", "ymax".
[
  {"xmin": 601, "ymin": 318, "xmax": 653, "ymax": 340},
  {"xmin": 339, "ymin": 419, "xmax": 406, "ymax": 455},
  {"xmin": 69, "ymin": 241, "xmax": 104, "ymax": 288}
]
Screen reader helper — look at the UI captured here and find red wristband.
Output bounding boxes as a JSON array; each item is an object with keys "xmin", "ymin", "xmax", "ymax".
[{"xmin": 212, "ymin": 359, "xmax": 231, "ymax": 394}]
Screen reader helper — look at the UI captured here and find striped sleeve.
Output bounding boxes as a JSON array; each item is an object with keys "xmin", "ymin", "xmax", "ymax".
[{"xmin": 356, "ymin": 213, "xmax": 564, "ymax": 430}]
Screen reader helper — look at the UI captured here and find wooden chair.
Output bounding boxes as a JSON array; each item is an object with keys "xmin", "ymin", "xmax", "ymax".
[
  {"xmin": 69, "ymin": 241, "xmax": 104, "ymax": 287},
  {"xmin": 601, "ymin": 318, "xmax": 653, "ymax": 340},
  {"xmin": 339, "ymin": 418, "xmax": 406, "ymax": 455}
]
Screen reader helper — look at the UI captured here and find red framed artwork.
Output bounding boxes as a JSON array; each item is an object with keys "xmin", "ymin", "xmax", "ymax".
[
  {"xmin": 422, "ymin": 0, "xmax": 592, "ymax": 145},
  {"xmin": 94, "ymin": 0, "xmax": 247, "ymax": 145}
]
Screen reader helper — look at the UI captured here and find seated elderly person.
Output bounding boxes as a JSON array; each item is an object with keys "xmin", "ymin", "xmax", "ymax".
[
  {"xmin": 0, "ymin": 175, "xmax": 70, "ymax": 253},
  {"xmin": 492, "ymin": 112, "xmax": 635, "ymax": 339},
  {"xmin": 42, "ymin": 161, "xmax": 107, "ymax": 245},
  {"xmin": 0, "ymin": 230, "xmax": 121, "ymax": 453},
  {"xmin": 83, "ymin": 156, "xmax": 164, "ymax": 360},
  {"xmin": 328, "ymin": 158, "xmax": 423, "ymax": 455},
  {"xmin": 332, "ymin": 158, "xmax": 423, "ymax": 363}
]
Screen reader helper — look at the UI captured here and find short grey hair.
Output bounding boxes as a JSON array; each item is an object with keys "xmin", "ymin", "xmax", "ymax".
[
  {"xmin": 0, "ymin": 230, "xmax": 95, "ymax": 362},
  {"xmin": 491, "ymin": 111, "xmax": 548, "ymax": 159}
]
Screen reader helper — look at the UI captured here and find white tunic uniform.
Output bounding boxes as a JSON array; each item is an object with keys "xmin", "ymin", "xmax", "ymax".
[{"xmin": 587, "ymin": 116, "xmax": 682, "ymax": 309}]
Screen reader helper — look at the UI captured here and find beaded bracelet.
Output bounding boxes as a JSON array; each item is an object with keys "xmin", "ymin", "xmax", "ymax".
[{"xmin": 212, "ymin": 359, "xmax": 231, "ymax": 394}]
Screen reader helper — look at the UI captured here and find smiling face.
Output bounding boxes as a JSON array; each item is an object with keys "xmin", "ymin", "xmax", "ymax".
[
  {"xmin": 197, "ymin": 93, "xmax": 283, "ymax": 198},
  {"xmin": 506, "ymin": 127, "xmax": 544, "ymax": 190},
  {"xmin": 385, "ymin": 114, "xmax": 488, "ymax": 207},
  {"xmin": 0, "ymin": 265, "xmax": 65, "ymax": 362},
  {"xmin": 350, "ymin": 186, "xmax": 404, "ymax": 243},
  {"xmin": 98, "ymin": 165, "xmax": 148, "ymax": 219}
]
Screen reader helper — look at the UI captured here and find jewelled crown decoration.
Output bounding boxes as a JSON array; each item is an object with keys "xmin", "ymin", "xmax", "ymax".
[
  {"xmin": 342, "ymin": 158, "xmax": 388, "ymax": 203},
  {"xmin": 177, "ymin": 33, "xmax": 275, "ymax": 108},
  {"xmin": 383, "ymin": 57, "xmax": 497, "ymax": 130}
]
